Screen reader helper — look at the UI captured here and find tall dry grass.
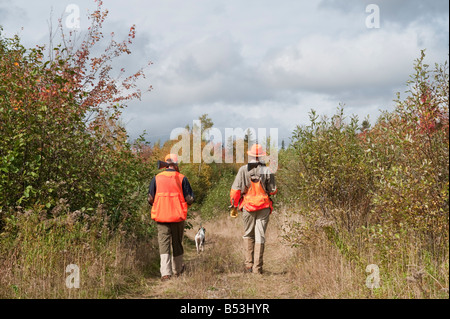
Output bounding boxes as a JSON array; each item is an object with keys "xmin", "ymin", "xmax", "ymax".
[
  {"xmin": 286, "ymin": 234, "xmax": 449, "ymax": 299},
  {"xmin": 3, "ymin": 201, "xmax": 445, "ymax": 299},
  {"xmin": 280, "ymin": 204, "xmax": 449, "ymax": 299},
  {"xmin": 0, "ymin": 203, "xmax": 159, "ymax": 299},
  {"xmin": 135, "ymin": 209, "xmax": 447, "ymax": 299}
]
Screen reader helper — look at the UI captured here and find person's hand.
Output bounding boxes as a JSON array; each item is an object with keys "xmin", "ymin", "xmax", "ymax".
[{"xmin": 147, "ymin": 194, "xmax": 154, "ymax": 206}]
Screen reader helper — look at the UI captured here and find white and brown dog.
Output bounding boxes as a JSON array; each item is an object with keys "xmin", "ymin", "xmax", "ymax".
[{"xmin": 195, "ymin": 225, "xmax": 206, "ymax": 254}]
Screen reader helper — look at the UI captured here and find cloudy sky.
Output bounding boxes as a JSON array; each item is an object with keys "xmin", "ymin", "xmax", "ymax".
[{"xmin": 1, "ymin": 0, "xmax": 449, "ymax": 145}]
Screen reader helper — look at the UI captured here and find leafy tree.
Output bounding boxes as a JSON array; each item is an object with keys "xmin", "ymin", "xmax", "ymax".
[{"xmin": 0, "ymin": 2, "xmax": 154, "ymax": 230}]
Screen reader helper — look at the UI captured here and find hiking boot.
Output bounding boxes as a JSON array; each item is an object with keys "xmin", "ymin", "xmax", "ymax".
[
  {"xmin": 253, "ymin": 243, "xmax": 265, "ymax": 274},
  {"xmin": 253, "ymin": 268, "xmax": 263, "ymax": 275},
  {"xmin": 244, "ymin": 266, "xmax": 253, "ymax": 274},
  {"xmin": 172, "ymin": 255, "xmax": 184, "ymax": 277},
  {"xmin": 175, "ymin": 264, "xmax": 186, "ymax": 278},
  {"xmin": 161, "ymin": 275, "xmax": 171, "ymax": 282},
  {"xmin": 244, "ymin": 237, "xmax": 255, "ymax": 270}
]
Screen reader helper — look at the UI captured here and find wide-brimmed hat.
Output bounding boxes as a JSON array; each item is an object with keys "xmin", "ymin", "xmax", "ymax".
[{"xmin": 247, "ymin": 144, "xmax": 266, "ymax": 157}]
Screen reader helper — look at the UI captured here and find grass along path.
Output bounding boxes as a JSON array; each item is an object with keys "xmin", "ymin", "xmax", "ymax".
[{"xmin": 124, "ymin": 210, "xmax": 302, "ymax": 299}]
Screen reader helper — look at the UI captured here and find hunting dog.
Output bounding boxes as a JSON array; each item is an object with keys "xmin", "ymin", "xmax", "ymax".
[{"xmin": 195, "ymin": 225, "xmax": 206, "ymax": 254}]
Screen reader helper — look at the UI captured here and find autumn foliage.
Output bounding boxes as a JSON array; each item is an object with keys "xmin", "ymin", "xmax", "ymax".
[
  {"xmin": 0, "ymin": 1, "xmax": 153, "ymax": 228},
  {"xmin": 277, "ymin": 50, "xmax": 448, "ymax": 297}
]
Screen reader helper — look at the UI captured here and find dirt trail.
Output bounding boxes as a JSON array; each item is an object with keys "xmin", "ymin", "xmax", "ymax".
[{"xmin": 127, "ymin": 210, "xmax": 304, "ymax": 299}]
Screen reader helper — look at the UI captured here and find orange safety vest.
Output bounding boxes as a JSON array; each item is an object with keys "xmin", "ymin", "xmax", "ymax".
[
  {"xmin": 239, "ymin": 179, "xmax": 273, "ymax": 213},
  {"xmin": 151, "ymin": 170, "xmax": 188, "ymax": 223}
]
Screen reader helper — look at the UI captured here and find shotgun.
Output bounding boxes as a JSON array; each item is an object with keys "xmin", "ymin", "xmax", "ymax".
[
  {"xmin": 157, "ymin": 160, "xmax": 180, "ymax": 172},
  {"xmin": 247, "ymin": 161, "xmax": 265, "ymax": 170},
  {"xmin": 157, "ymin": 160, "xmax": 170, "ymax": 169}
]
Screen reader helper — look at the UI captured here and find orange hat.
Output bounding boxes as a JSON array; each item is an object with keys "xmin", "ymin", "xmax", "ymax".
[
  {"xmin": 164, "ymin": 153, "xmax": 179, "ymax": 164},
  {"xmin": 247, "ymin": 144, "xmax": 266, "ymax": 157}
]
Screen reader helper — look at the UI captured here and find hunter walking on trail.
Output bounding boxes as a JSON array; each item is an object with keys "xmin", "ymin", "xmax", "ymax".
[
  {"xmin": 230, "ymin": 144, "xmax": 277, "ymax": 274},
  {"xmin": 148, "ymin": 154, "xmax": 194, "ymax": 281}
]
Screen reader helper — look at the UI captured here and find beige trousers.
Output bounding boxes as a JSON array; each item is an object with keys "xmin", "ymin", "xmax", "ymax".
[
  {"xmin": 242, "ymin": 208, "xmax": 270, "ymax": 244},
  {"xmin": 242, "ymin": 208, "xmax": 270, "ymax": 273},
  {"xmin": 157, "ymin": 221, "xmax": 185, "ymax": 277}
]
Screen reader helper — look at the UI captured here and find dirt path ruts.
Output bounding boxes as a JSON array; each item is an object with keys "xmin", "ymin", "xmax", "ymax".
[{"xmin": 126, "ymin": 210, "xmax": 302, "ymax": 299}]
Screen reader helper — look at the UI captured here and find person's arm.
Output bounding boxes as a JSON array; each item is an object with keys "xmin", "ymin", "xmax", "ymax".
[
  {"xmin": 230, "ymin": 166, "xmax": 246, "ymax": 207},
  {"xmin": 182, "ymin": 177, "xmax": 194, "ymax": 205},
  {"xmin": 266, "ymin": 172, "xmax": 277, "ymax": 196},
  {"xmin": 148, "ymin": 177, "xmax": 156, "ymax": 206}
]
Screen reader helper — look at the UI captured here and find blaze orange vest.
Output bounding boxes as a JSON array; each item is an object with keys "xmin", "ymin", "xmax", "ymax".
[
  {"xmin": 240, "ymin": 179, "xmax": 272, "ymax": 213},
  {"xmin": 151, "ymin": 170, "xmax": 188, "ymax": 223}
]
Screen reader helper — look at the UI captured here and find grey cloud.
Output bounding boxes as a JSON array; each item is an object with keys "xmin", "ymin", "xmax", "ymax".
[
  {"xmin": 259, "ymin": 32, "xmax": 417, "ymax": 94},
  {"xmin": 0, "ymin": 0, "xmax": 28, "ymax": 31},
  {"xmin": 319, "ymin": 0, "xmax": 449, "ymax": 27},
  {"xmin": 148, "ymin": 34, "xmax": 275, "ymax": 108},
  {"xmin": 1, "ymin": 0, "xmax": 447, "ymax": 147},
  {"xmin": 174, "ymin": 35, "xmax": 243, "ymax": 80},
  {"xmin": 127, "ymin": 25, "xmax": 447, "ymax": 142}
]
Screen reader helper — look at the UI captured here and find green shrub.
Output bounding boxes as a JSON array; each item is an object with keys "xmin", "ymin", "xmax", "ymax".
[
  {"xmin": 0, "ymin": 203, "xmax": 156, "ymax": 298},
  {"xmin": 283, "ymin": 107, "xmax": 375, "ymax": 233},
  {"xmin": 367, "ymin": 51, "xmax": 449, "ymax": 259},
  {"xmin": 199, "ymin": 172, "xmax": 236, "ymax": 220}
]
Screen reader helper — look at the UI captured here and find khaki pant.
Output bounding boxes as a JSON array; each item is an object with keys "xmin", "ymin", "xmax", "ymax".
[
  {"xmin": 242, "ymin": 208, "xmax": 270, "ymax": 274},
  {"xmin": 157, "ymin": 221, "xmax": 185, "ymax": 277}
]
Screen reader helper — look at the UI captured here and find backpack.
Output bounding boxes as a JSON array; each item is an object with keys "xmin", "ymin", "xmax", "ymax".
[{"xmin": 240, "ymin": 164, "xmax": 272, "ymax": 212}]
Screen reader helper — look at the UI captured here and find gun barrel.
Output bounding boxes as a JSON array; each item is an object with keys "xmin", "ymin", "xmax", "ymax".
[{"xmin": 157, "ymin": 160, "xmax": 170, "ymax": 169}]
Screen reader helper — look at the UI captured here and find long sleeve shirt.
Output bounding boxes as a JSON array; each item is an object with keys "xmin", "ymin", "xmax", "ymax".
[{"xmin": 231, "ymin": 162, "xmax": 277, "ymax": 197}]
